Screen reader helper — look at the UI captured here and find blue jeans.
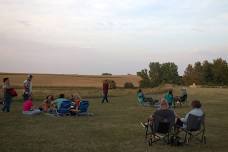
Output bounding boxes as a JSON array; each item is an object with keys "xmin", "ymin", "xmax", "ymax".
[
  {"xmin": 2, "ymin": 94, "xmax": 12, "ymax": 112},
  {"xmin": 102, "ymin": 93, "xmax": 109, "ymax": 103}
]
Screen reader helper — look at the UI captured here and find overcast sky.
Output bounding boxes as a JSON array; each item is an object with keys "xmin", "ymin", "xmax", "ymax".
[{"xmin": 0, "ymin": 0, "xmax": 228, "ymax": 75}]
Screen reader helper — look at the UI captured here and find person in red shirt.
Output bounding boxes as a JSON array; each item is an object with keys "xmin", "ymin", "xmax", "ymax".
[
  {"xmin": 101, "ymin": 80, "xmax": 109, "ymax": 103},
  {"xmin": 22, "ymin": 97, "xmax": 41, "ymax": 115}
]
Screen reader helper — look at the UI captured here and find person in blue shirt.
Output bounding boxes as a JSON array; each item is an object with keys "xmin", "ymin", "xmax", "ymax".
[
  {"xmin": 164, "ymin": 89, "xmax": 174, "ymax": 108},
  {"xmin": 137, "ymin": 89, "xmax": 145, "ymax": 105}
]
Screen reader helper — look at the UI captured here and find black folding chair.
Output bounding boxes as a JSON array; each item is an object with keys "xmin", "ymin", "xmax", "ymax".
[
  {"xmin": 145, "ymin": 110, "xmax": 175, "ymax": 146},
  {"xmin": 174, "ymin": 94, "xmax": 188, "ymax": 108},
  {"xmin": 181, "ymin": 114, "xmax": 206, "ymax": 144}
]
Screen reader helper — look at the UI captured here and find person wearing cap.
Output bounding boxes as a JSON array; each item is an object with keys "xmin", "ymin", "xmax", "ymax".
[
  {"xmin": 2, "ymin": 78, "xmax": 13, "ymax": 112},
  {"xmin": 23, "ymin": 74, "xmax": 33, "ymax": 101}
]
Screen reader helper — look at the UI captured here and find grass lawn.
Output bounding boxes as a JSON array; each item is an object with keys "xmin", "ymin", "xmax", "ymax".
[{"xmin": 0, "ymin": 87, "xmax": 228, "ymax": 152}]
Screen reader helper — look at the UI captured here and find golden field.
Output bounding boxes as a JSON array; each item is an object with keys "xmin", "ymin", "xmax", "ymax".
[{"xmin": 0, "ymin": 73, "xmax": 141, "ymax": 88}]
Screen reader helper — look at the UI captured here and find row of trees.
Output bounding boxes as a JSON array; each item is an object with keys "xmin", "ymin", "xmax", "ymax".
[
  {"xmin": 183, "ymin": 58, "xmax": 228, "ymax": 85},
  {"xmin": 137, "ymin": 58, "xmax": 228, "ymax": 87},
  {"xmin": 137, "ymin": 62, "xmax": 180, "ymax": 87}
]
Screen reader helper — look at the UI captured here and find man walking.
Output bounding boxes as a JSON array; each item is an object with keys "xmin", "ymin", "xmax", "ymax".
[{"xmin": 101, "ymin": 80, "xmax": 109, "ymax": 103}]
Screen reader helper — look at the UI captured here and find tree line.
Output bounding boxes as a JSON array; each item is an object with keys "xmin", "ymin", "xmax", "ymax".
[{"xmin": 137, "ymin": 58, "xmax": 228, "ymax": 87}]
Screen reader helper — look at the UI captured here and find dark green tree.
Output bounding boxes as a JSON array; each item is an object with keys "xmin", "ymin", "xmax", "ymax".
[
  {"xmin": 160, "ymin": 62, "xmax": 179, "ymax": 84},
  {"xmin": 138, "ymin": 62, "xmax": 179, "ymax": 87},
  {"xmin": 212, "ymin": 58, "xmax": 228, "ymax": 85},
  {"xmin": 149, "ymin": 62, "xmax": 162, "ymax": 87},
  {"xmin": 201, "ymin": 60, "xmax": 213, "ymax": 84},
  {"xmin": 193, "ymin": 61, "xmax": 203, "ymax": 84},
  {"xmin": 138, "ymin": 69, "xmax": 151, "ymax": 87},
  {"xmin": 183, "ymin": 64, "xmax": 195, "ymax": 85}
]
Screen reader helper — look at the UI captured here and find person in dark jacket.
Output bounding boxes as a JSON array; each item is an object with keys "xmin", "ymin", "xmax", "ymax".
[
  {"xmin": 2, "ymin": 78, "xmax": 13, "ymax": 112},
  {"xmin": 101, "ymin": 80, "xmax": 109, "ymax": 103}
]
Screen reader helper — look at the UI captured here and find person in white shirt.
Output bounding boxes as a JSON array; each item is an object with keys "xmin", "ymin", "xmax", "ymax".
[
  {"xmin": 23, "ymin": 74, "xmax": 33, "ymax": 101},
  {"xmin": 176, "ymin": 100, "xmax": 204, "ymax": 128}
]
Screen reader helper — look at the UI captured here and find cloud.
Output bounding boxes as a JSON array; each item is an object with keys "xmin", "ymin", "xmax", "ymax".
[{"xmin": 0, "ymin": 0, "xmax": 228, "ymax": 74}]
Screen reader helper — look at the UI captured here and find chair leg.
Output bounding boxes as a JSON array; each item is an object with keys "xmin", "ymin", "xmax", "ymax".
[
  {"xmin": 184, "ymin": 132, "xmax": 188, "ymax": 144},
  {"xmin": 201, "ymin": 132, "xmax": 206, "ymax": 144},
  {"xmin": 203, "ymin": 136, "xmax": 206, "ymax": 144}
]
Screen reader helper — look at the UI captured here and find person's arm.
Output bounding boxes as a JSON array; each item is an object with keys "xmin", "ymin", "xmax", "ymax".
[
  {"xmin": 181, "ymin": 112, "xmax": 190, "ymax": 123},
  {"xmin": 29, "ymin": 82, "xmax": 32, "ymax": 95}
]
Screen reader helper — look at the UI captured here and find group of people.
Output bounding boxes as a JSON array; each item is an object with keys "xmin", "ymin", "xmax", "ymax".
[
  {"xmin": 137, "ymin": 88, "xmax": 188, "ymax": 108},
  {"xmin": 1, "ymin": 74, "xmax": 34, "ymax": 113},
  {"xmin": 22, "ymin": 93, "xmax": 82, "ymax": 116},
  {"xmin": 1, "ymin": 74, "xmax": 85, "ymax": 116},
  {"xmin": 145, "ymin": 99, "xmax": 204, "ymax": 129}
]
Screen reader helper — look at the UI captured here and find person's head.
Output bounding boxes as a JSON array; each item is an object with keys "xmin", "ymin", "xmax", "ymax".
[
  {"xmin": 59, "ymin": 94, "xmax": 65, "ymax": 98},
  {"xmin": 138, "ymin": 89, "xmax": 142, "ymax": 93},
  {"xmin": 160, "ymin": 99, "xmax": 169, "ymax": 110},
  {"xmin": 46, "ymin": 95, "xmax": 54, "ymax": 101},
  {"xmin": 3, "ymin": 77, "xmax": 9, "ymax": 83},
  {"xmin": 168, "ymin": 89, "xmax": 173, "ymax": 95},
  {"xmin": 27, "ymin": 74, "xmax": 33, "ymax": 81},
  {"xmin": 191, "ymin": 100, "xmax": 202, "ymax": 109}
]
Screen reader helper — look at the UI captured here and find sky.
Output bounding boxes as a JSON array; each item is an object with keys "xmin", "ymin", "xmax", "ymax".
[{"xmin": 0, "ymin": 0, "xmax": 228, "ymax": 75}]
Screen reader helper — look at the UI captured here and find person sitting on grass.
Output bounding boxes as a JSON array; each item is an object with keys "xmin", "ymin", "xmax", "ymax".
[
  {"xmin": 51, "ymin": 94, "xmax": 69, "ymax": 111},
  {"xmin": 39, "ymin": 95, "xmax": 54, "ymax": 112},
  {"xmin": 69, "ymin": 95, "xmax": 81, "ymax": 115},
  {"xmin": 137, "ymin": 89, "xmax": 157, "ymax": 106},
  {"xmin": 176, "ymin": 100, "xmax": 204, "ymax": 128},
  {"xmin": 22, "ymin": 96, "xmax": 41, "ymax": 115}
]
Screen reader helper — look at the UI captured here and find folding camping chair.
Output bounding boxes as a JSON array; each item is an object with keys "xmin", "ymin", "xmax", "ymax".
[
  {"xmin": 180, "ymin": 114, "xmax": 206, "ymax": 144},
  {"xmin": 57, "ymin": 100, "xmax": 72, "ymax": 116},
  {"xmin": 174, "ymin": 94, "xmax": 188, "ymax": 108},
  {"xmin": 77, "ymin": 100, "xmax": 94, "ymax": 116},
  {"xmin": 145, "ymin": 110, "xmax": 176, "ymax": 146}
]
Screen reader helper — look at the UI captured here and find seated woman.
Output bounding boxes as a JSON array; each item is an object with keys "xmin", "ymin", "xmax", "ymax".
[
  {"xmin": 22, "ymin": 97, "xmax": 42, "ymax": 115},
  {"xmin": 137, "ymin": 89, "xmax": 155, "ymax": 106},
  {"xmin": 69, "ymin": 95, "xmax": 81, "ymax": 115},
  {"xmin": 51, "ymin": 94, "xmax": 69, "ymax": 111},
  {"xmin": 142, "ymin": 99, "xmax": 176, "ymax": 127},
  {"xmin": 39, "ymin": 95, "xmax": 54, "ymax": 112},
  {"xmin": 174, "ymin": 88, "xmax": 188, "ymax": 105},
  {"xmin": 176, "ymin": 100, "xmax": 204, "ymax": 128}
]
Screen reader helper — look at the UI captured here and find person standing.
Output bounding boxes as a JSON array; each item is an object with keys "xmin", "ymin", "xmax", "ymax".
[
  {"xmin": 164, "ymin": 89, "xmax": 174, "ymax": 108},
  {"xmin": 23, "ymin": 74, "xmax": 33, "ymax": 101},
  {"xmin": 101, "ymin": 80, "xmax": 109, "ymax": 103},
  {"xmin": 2, "ymin": 78, "xmax": 13, "ymax": 112}
]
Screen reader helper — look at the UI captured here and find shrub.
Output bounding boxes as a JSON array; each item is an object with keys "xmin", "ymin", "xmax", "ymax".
[
  {"xmin": 124, "ymin": 82, "xmax": 135, "ymax": 88},
  {"xmin": 102, "ymin": 73, "xmax": 112, "ymax": 76}
]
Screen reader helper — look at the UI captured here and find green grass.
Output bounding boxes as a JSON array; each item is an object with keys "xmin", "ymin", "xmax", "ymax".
[{"xmin": 0, "ymin": 87, "xmax": 228, "ymax": 152}]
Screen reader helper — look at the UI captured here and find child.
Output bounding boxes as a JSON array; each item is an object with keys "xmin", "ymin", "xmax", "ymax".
[
  {"xmin": 23, "ymin": 97, "xmax": 41, "ymax": 115},
  {"xmin": 39, "ymin": 95, "xmax": 54, "ymax": 112}
]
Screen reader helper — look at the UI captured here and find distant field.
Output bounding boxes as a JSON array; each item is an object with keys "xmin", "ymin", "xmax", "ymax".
[{"xmin": 0, "ymin": 73, "xmax": 141, "ymax": 88}]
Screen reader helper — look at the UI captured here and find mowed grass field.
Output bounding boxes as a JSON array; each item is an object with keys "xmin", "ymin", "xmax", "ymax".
[{"xmin": 0, "ymin": 86, "xmax": 228, "ymax": 152}]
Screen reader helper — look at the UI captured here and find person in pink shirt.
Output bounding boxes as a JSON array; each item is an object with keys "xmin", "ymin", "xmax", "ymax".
[{"xmin": 22, "ymin": 97, "xmax": 41, "ymax": 115}]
